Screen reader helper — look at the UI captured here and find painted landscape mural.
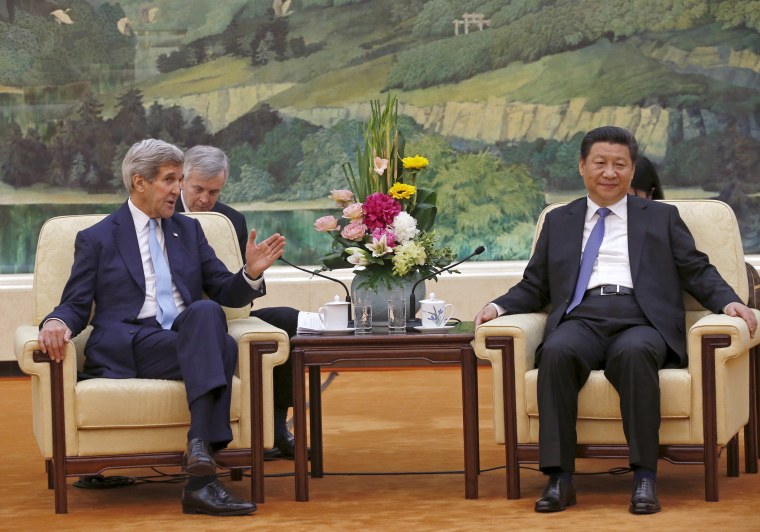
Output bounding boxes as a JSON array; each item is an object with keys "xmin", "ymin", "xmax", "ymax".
[{"xmin": 1, "ymin": 0, "xmax": 759, "ymax": 273}]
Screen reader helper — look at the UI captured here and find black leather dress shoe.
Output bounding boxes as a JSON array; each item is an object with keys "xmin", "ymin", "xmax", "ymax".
[
  {"xmin": 535, "ymin": 477, "xmax": 576, "ymax": 513},
  {"xmin": 271, "ymin": 432, "xmax": 310, "ymax": 461},
  {"xmin": 182, "ymin": 480, "xmax": 256, "ymax": 516},
  {"xmin": 184, "ymin": 438, "xmax": 218, "ymax": 476},
  {"xmin": 629, "ymin": 477, "xmax": 661, "ymax": 514}
]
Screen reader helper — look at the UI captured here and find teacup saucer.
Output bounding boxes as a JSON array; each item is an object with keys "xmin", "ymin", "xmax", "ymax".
[
  {"xmin": 321, "ymin": 327, "xmax": 355, "ymax": 335},
  {"xmin": 413, "ymin": 325, "xmax": 455, "ymax": 333}
]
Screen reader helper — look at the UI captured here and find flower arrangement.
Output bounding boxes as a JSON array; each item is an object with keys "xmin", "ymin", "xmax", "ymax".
[{"xmin": 314, "ymin": 94, "xmax": 454, "ymax": 290}]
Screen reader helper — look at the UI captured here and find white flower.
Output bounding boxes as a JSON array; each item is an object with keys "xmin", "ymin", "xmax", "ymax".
[
  {"xmin": 391, "ymin": 211, "xmax": 419, "ymax": 243},
  {"xmin": 345, "ymin": 247, "xmax": 371, "ymax": 266},
  {"xmin": 366, "ymin": 234, "xmax": 393, "ymax": 257},
  {"xmin": 373, "ymin": 157, "xmax": 388, "ymax": 176}
]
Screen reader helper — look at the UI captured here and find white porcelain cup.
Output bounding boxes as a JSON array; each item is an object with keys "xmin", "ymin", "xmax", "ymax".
[
  {"xmin": 419, "ymin": 293, "xmax": 454, "ymax": 328},
  {"xmin": 318, "ymin": 295, "xmax": 350, "ymax": 330}
]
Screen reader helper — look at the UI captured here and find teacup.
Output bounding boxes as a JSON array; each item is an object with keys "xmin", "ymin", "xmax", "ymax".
[
  {"xmin": 319, "ymin": 295, "xmax": 350, "ymax": 329},
  {"xmin": 419, "ymin": 293, "xmax": 454, "ymax": 328}
]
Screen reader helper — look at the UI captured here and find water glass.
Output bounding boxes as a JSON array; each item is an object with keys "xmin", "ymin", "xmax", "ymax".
[
  {"xmin": 354, "ymin": 304, "xmax": 373, "ymax": 334},
  {"xmin": 387, "ymin": 298, "xmax": 406, "ymax": 334}
]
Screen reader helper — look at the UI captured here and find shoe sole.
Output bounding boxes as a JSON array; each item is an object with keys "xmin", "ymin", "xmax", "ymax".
[
  {"xmin": 182, "ymin": 507, "xmax": 256, "ymax": 516},
  {"xmin": 535, "ymin": 498, "xmax": 577, "ymax": 513},
  {"xmin": 629, "ymin": 503, "xmax": 661, "ymax": 515},
  {"xmin": 183, "ymin": 460, "xmax": 218, "ymax": 476}
]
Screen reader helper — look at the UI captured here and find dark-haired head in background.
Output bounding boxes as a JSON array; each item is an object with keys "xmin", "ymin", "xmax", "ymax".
[{"xmin": 629, "ymin": 155, "xmax": 664, "ymax": 200}]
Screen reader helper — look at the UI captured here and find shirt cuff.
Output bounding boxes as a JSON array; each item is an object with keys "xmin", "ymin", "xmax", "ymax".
[
  {"xmin": 242, "ymin": 268, "xmax": 264, "ymax": 290},
  {"xmin": 43, "ymin": 317, "xmax": 69, "ymax": 329},
  {"xmin": 490, "ymin": 302, "xmax": 506, "ymax": 315}
]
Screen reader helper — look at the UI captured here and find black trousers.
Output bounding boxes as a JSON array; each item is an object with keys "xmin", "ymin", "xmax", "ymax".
[
  {"xmin": 536, "ymin": 293, "xmax": 668, "ymax": 473},
  {"xmin": 132, "ymin": 300, "xmax": 237, "ymax": 450},
  {"xmin": 250, "ymin": 306, "xmax": 298, "ymax": 410}
]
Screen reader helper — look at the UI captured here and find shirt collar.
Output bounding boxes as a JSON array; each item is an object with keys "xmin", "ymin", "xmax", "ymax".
[
  {"xmin": 585, "ymin": 195, "xmax": 628, "ymax": 222},
  {"xmin": 128, "ymin": 197, "xmax": 156, "ymax": 232}
]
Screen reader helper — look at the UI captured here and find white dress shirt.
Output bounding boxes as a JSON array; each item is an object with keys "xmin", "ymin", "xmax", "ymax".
[
  {"xmin": 583, "ymin": 195, "xmax": 633, "ymax": 291},
  {"xmin": 128, "ymin": 199, "xmax": 187, "ymax": 319}
]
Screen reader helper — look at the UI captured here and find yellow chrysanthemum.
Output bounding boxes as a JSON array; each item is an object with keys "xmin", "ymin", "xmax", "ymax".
[
  {"xmin": 389, "ymin": 182, "xmax": 417, "ymax": 200},
  {"xmin": 402, "ymin": 154, "xmax": 429, "ymax": 171}
]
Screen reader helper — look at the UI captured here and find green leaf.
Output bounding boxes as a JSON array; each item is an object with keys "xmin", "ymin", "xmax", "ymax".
[
  {"xmin": 413, "ymin": 204, "xmax": 437, "ymax": 232},
  {"xmin": 322, "ymin": 251, "xmax": 351, "ymax": 270}
]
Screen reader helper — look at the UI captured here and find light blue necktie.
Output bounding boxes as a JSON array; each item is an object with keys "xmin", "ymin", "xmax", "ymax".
[
  {"xmin": 148, "ymin": 218, "xmax": 178, "ymax": 329},
  {"xmin": 566, "ymin": 207, "xmax": 611, "ymax": 314}
]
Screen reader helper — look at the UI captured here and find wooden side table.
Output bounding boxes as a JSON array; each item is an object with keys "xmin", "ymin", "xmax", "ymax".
[{"xmin": 290, "ymin": 323, "xmax": 479, "ymax": 501}]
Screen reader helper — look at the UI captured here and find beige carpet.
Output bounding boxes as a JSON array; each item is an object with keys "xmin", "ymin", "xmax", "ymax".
[{"xmin": 2, "ymin": 369, "xmax": 759, "ymax": 530}]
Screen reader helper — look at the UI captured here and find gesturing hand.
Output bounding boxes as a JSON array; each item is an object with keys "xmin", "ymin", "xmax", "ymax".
[{"xmin": 244, "ymin": 229, "xmax": 286, "ymax": 279}]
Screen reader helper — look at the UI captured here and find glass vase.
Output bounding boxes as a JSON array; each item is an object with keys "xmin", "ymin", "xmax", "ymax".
[{"xmin": 350, "ymin": 269, "xmax": 424, "ymax": 325}]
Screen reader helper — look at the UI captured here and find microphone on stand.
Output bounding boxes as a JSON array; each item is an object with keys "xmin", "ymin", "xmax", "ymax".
[
  {"xmin": 408, "ymin": 245, "xmax": 486, "ymax": 327},
  {"xmin": 277, "ymin": 257, "xmax": 352, "ymax": 323}
]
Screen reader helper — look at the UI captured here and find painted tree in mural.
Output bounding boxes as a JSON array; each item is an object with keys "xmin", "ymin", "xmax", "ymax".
[{"xmin": 432, "ymin": 152, "xmax": 545, "ymax": 260}]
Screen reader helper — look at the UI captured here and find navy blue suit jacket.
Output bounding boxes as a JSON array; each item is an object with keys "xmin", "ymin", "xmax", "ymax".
[
  {"xmin": 44, "ymin": 201, "xmax": 264, "ymax": 378},
  {"xmin": 493, "ymin": 196, "xmax": 741, "ymax": 367}
]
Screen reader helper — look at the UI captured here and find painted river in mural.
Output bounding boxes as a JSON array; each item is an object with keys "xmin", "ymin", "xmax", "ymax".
[{"xmin": 0, "ymin": 204, "xmax": 333, "ymax": 274}]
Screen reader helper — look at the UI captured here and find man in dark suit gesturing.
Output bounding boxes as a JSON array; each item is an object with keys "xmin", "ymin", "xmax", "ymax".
[
  {"xmin": 178, "ymin": 145, "xmax": 301, "ymax": 460},
  {"xmin": 38, "ymin": 139, "xmax": 286, "ymax": 516},
  {"xmin": 475, "ymin": 126, "xmax": 756, "ymax": 514}
]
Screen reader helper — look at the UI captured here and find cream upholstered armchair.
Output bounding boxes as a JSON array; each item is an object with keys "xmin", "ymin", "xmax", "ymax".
[
  {"xmin": 14, "ymin": 212, "xmax": 289, "ymax": 513},
  {"xmin": 475, "ymin": 200, "xmax": 760, "ymax": 502}
]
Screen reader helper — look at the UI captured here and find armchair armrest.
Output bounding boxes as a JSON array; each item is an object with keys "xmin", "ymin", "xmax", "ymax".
[
  {"xmin": 15, "ymin": 325, "xmax": 79, "ymax": 458},
  {"xmin": 686, "ymin": 310, "xmax": 760, "ymax": 446},
  {"xmin": 474, "ymin": 313, "xmax": 547, "ymax": 374},
  {"xmin": 473, "ymin": 313, "xmax": 547, "ymax": 448}
]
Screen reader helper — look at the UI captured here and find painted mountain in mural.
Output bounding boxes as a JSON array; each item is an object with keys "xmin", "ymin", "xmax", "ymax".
[{"xmin": 1, "ymin": 0, "xmax": 759, "ymax": 272}]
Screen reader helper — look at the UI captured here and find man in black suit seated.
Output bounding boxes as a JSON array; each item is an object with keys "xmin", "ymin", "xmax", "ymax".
[
  {"xmin": 475, "ymin": 126, "xmax": 757, "ymax": 514},
  {"xmin": 178, "ymin": 145, "xmax": 301, "ymax": 460}
]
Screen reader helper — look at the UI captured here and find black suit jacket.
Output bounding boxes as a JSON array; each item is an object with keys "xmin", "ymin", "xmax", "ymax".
[
  {"xmin": 493, "ymin": 196, "xmax": 741, "ymax": 367},
  {"xmin": 44, "ymin": 202, "xmax": 263, "ymax": 378}
]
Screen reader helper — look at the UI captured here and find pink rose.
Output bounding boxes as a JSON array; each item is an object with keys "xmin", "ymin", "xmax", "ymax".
[
  {"xmin": 341, "ymin": 221, "xmax": 367, "ymax": 241},
  {"xmin": 342, "ymin": 202, "xmax": 364, "ymax": 220},
  {"xmin": 328, "ymin": 189, "xmax": 354, "ymax": 207},
  {"xmin": 314, "ymin": 215, "xmax": 339, "ymax": 232}
]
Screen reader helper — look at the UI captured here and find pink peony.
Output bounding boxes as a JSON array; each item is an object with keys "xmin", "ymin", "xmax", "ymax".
[
  {"xmin": 314, "ymin": 215, "xmax": 339, "ymax": 232},
  {"xmin": 362, "ymin": 192, "xmax": 402, "ymax": 232},
  {"xmin": 328, "ymin": 189, "xmax": 354, "ymax": 207},
  {"xmin": 342, "ymin": 202, "xmax": 364, "ymax": 220},
  {"xmin": 341, "ymin": 221, "xmax": 367, "ymax": 241}
]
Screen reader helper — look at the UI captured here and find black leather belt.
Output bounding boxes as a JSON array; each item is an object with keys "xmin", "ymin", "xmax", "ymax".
[{"xmin": 585, "ymin": 285, "xmax": 634, "ymax": 296}]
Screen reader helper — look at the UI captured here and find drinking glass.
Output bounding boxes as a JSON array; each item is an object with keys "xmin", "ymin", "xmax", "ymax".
[
  {"xmin": 354, "ymin": 303, "xmax": 373, "ymax": 334},
  {"xmin": 387, "ymin": 298, "xmax": 406, "ymax": 334}
]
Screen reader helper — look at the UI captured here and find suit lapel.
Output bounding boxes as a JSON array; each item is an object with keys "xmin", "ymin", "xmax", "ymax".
[
  {"xmin": 559, "ymin": 198, "xmax": 587, "ymax": 296},
  {"xmin": 163, "ymin": 216, "xmax": 192, "ymax": 305},
  {"xmin": 113, "ymin": 203, "xmax": 145, "ymax": 291}
]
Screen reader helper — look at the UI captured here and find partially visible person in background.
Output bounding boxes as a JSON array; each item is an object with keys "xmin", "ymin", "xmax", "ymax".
[
  {"xmin": 180, "ymin": 145, "xmax": 302, "ymax": 460},
  {"xmin": 629, "ymin": 155, "xmax": 664, "ymax": 200}
]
